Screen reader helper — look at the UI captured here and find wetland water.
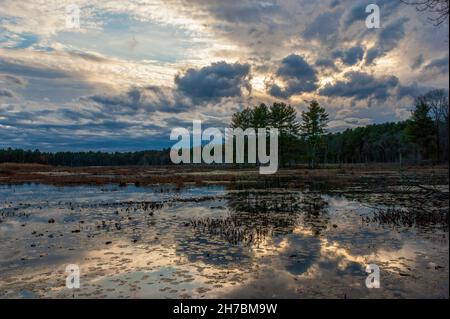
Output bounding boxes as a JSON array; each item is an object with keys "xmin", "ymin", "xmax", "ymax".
[{"xmin": 0, "ymin": 183, "xmax": 448, "ymax": 298}]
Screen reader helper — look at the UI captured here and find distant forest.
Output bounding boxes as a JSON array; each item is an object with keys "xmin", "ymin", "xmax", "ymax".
[
  {"xmin": 0, "ymin": 148, "xmax": 171, "ymax": 166},
  {"xmin": 0, "ymin": 122, "xmax": 446, "ymax": 167},
  {"xmin": 1, "ymin": 90, "xmax": 448, "ymax": 167}
]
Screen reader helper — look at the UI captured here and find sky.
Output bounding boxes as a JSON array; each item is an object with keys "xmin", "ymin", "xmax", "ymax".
[{"xmin": 0, "ymin": 0, "xmax": 448, "ymax": 151}]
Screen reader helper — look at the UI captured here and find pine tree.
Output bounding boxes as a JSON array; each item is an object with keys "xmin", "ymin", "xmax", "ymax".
[
  {"xmin": 230, "ymin": 102, "xmax": 301, "ymax": 165},
  {"xmin": 300, "ymin": 100, "xmax": 329, "ymax": 168},
  {"xmin": 405, "ymin": 100, "xmax": 437, "ymax": 160}
]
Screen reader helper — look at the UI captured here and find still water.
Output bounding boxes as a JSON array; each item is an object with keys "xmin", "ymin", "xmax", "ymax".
[{"xmin": 0, "ymin": 183, "xmax": 448, "ymax": 298}]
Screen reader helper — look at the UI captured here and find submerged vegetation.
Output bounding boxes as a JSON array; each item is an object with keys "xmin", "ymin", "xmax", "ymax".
[{"xmin": 0, "ymin": 172, "xmax": 448, "ymax": 298}]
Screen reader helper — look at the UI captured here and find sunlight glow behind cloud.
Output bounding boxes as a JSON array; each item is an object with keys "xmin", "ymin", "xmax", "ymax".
[{"xmin": 0, "ymin": 0, "xmax": 448, "ymax": 151}]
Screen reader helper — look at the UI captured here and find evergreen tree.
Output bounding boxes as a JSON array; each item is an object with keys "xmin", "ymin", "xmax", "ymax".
[
  {"xmin": 405, "ymin": 100, "xmax": 437, "ymax": 160},
  {"xmin": 300, "ymin": 100, "xmax": 329, "ymax": 168},
  {"xmin": 269, "ymin": 102, "xmax": 301, "ymax": 165},
  {"xmin": 230, "ymin": 102, "xmax": 301, "ymax": 165}
]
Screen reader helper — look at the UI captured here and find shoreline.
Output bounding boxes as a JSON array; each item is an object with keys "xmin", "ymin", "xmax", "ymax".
[{"xmin": 1, "ymin": 163, "xmax": 448, "ymax": 188}]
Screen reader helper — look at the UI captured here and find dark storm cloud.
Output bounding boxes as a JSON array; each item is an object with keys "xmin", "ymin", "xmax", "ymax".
[
  {"xmin": 175, "ymin": 61, "xmax": 251, "ymax": 103},
  {"xmin": 320, "ymin": 71, "xmax": 399, "ymax": 101},
  {"xmin": 267, "ymin": 54, "xmax": 318, "ymax": 99},
  {"xmin": 366, "ymin": 18, "xmax": 409, "ymax": 64},
  {"xmin": 332, "ymin": 46, "xmax": 365, "ymax": 65}
]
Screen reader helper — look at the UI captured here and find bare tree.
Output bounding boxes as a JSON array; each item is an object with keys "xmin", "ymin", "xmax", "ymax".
[{"xmin": 401, "ymin": 0, "xmax": 449, "ymax": 26}]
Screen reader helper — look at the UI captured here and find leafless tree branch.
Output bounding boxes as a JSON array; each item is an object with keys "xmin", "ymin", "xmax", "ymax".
[{"xmin": 401, "ymin": 0, "xmax": 449, "ymax": 26}]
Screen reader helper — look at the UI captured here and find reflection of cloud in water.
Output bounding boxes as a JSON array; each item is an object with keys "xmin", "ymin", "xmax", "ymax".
[
  {"xmin": 44, "ymin": 239, "xmax": 257, "ymax": 298},
  {"xmin": 0, "ymin": 184, "xmax": 447, "ymax": 298}
]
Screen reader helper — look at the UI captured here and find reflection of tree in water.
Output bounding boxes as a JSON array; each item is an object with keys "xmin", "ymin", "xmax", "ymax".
[{"xmin": 189, "ymin": 191, "xmax": 331, "ymax": 246}]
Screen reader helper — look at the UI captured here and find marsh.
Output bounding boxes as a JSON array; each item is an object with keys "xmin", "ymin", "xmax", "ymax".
[{"xmin": 0, "ymin": 167, "xmax": 448, "ymax": 299}]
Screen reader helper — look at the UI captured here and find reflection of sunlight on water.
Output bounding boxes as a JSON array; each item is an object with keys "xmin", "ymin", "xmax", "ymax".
[
  {"xmin": 0, "ymin": 184, "xmax": 448, "ymax": 298},
  {"xmin": 293, "ymin": 225, "xmax": 315, "ymax": 237},
  {"xmin": 320, "ymin": 239, "xmax": 368, "ymax": 270},
  {"xmin": 48, "ymin": 238, "xmax": 255, "ymax": 298},
  {"xmin": 250, "ymin": 236, "xmax": 289, "ymax": 258}
]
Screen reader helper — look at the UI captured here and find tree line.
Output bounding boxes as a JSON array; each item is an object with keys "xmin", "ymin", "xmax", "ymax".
[
  {"xmin": 0, "ymin": 149, "xmax": 172, "ymax": 166},
  {"xmin": 1, "ymin": 89, "xmax": 448, "ymax": 167},
  {"xmin": 229, "ymin": 89, "xmax": 448, "ymax": 166}
]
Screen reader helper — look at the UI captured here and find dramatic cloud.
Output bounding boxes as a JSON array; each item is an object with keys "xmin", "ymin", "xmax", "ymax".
[
  {"xmin": 315, "ymin": 58, "xmax": 336, "ymax": 69},
  {"xmin": 0, "ymin": 0, "xmax": 448, "ymax": 150},
  {"xmin": 86, "ymin": 61, "xmax": 253, "ymax": 115},
  {"xmin": 396, "ymin": 83, "xmax": 430, "ymax": 99},
  {"xmin": 423, "ymin": 55, "xmax": 449, "ymax": 75},
  {"xmin": 0, "ymin": 57, "xmax": 97, "ymax": 103},
  {"xmin": 411, "ymin": 54, "xmax": 425, "ymax": 70},
  {"xmin": 366, "ymin": 18, "xmax": 409, "ymax": 64},
  {"xmin": 333, "ymin": 46, "xmax": 365, "ymax": 66},
  {"xmin": 86, "ymin": 85, "xmax": 189, "ymax": 114},
  {"xmin": 0, "ymin": 102, "xmax": 173, "ymax": 151},
  {"xmin": 303, "ymin": 9, "xmax": 343, "ymax": 44},
  {"xmin": 0, "ymin": 58, "xmax": 69, "ymax": 79},
  {"xmin": 343, "ymin": 0, "xmax": 401, "ymax": 29},
  {"xmin": 175, "ymin": 62, "xmax": 251, "ymax": 103},
  {"xmin": 267, "ymin": 54, "xmax": 318, "ymax": 98},
  {"xmin": 320, "ymin": 71, "xmax": 399, "ymax": 101},
  {"xmin": 198, "ymin": 0, "xmax": 281, "ymax": 24}
]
